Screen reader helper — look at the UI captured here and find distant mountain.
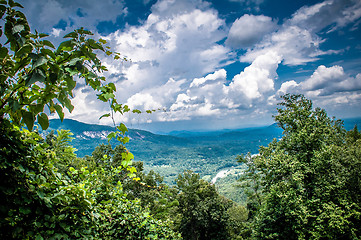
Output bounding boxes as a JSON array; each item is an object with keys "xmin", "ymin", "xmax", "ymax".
[
  {"xmin": 46, "ymin": 119, "xmax": 190, "ymax": 146},
  {"xmin": 43, "ymin": 117, "xmax": 361, "ymax": 187}
]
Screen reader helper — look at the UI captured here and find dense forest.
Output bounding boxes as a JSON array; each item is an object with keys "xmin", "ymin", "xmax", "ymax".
[{"xmin": 1, "ymin": 1, "xmax": 361, "ymax": 239}]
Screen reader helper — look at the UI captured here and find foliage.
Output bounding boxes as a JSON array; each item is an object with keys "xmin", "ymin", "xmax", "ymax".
[
  {"xmin": 0, "ymin": 0, "xmax": 133, "ymax": 144},
  {"xmin": 238, "ymin": 94, "xmax": 361, "ymax": 239},
  {"xmin": 0, "ymin": 120, "xmax": 181, "ymax": 239},
  {"xmin": 0, "ymin": 1, "xmax": 181, "ymax": 239},
  {"xmin": 85, "ymin": 143, "xmax": 180, "ymax": 224},
  {"xmin": 175, "ymin": 170, "xmax": 234, "ymax": 240}
]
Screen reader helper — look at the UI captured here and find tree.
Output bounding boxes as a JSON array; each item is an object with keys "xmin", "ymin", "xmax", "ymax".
[
  {"xmin": 175, "ymin": 170, "xmax": 232, "ymax": 240},
  {"xmin": 238, "ymin": 94, "xmax": 361, "ymax": 239}
]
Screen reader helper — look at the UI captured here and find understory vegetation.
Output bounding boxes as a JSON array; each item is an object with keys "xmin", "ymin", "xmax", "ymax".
[{"xmin": 1, "ymin": 1, "xmax": 360, "ymax": 239}]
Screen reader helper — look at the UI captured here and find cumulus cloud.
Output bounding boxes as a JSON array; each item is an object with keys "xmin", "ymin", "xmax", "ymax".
[
  {"xmin": 168, "ymin": 51, "xmax": 281, "ymax": 121},
  {"xmin": 301, "ymin": 65, "xmax": 361, "ymax": 96},
  {"xmin": 239, "ymin": 0, "xmax": 361, "ymax": 65},
  {"xmin": 274, "ymin": 65, "xmax": 361, "ymax": 99},
  {"xmin": 226, "ymin": 14, "xmax": 278, "ymax": 48},
  {"xmin": 102, "ymin": 1, "xmax": 230, "ymax": 109},
  {"xmin": 228, "ymin": 51, "xmax": 281, "ymax": 99}
]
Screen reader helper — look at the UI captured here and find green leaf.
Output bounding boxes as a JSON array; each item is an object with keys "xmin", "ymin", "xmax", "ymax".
[
  {"xmin": 9, "ymin": 98, "xmax": 20, "ymax": 111},
  {"xmin": 22, "ymin": 111, "xmax": 35, "ymax": 130},
  {"xmin": 25, "ymin": 69, "xmax": 46, "ymax": 86},
  {"xmin": 132, "ymin": 109, "xmax": 142, "ymax": 114},
  {"xmin": 87, "ymin": 38, "xmax": 104, "ymax": 50},
  {"xmin": 9, "ymin": 0, "xmax": 23, "ymax": 8},
  {"xmin": 107, "ymin": 132, "xmax": 117, "ymax": 142},
  {"xmin": 68, "ymin": 57, "xmax": 82, "ymax": 66},
  {"xmin": 54, "ymin": 104, "xmax": 64, "ymax": 121},
  {"xmin": 121, "ymin": 136, "xmax": 129, "ymax": 144},
  {"xmin": 57, "ymin": 40, "xmax": 74, "ymax": 51},
  {"xmin": 35, "ymin": 235, "xmax": 44, "ymax": 240},
  {"xmin": 33, "ymin": 56, "xmax": 47, "ymax": 69},
  {"xmin": 42, "ymin": 40, "xmax": 55, "ymax": 49},
  {"xmin": 29, "ymin": 104, "xmax": 44, "ymax": 115},
  {"xmin": 63, "ymin": 32, "xmax": 78, "ymax": 38},
  {"xmin": 117, "ymin": 123, "xmax": 128, "ymax": 135},
  {"xmin": 40, "ymin": 48, "xmax": 56, "ymax": 59},
  {"xmin": 102, "ymin": 92, "xmax": 115, "ymax": 101},
  {"xmin": 99, "ymin": 39, "xmax": 107, "ymax": 44},
  {"xmin": 15, "ymin": 44, "xmax": 32, "ymax": 57},
  {"xmin": 108, "ymin": 82, "xmax": 116, "ymax": 91},
  {"xmin": 65, "ymin": 77, "xmax": 76, "ymax": 91},
  {"xmin": 0, "ymin": 46, "xmax": 9, "ymax": 58},
  {"xmin": 19, "ymin": 207, "xmax": 31, "ymax": 215},
  {"xmin": 38, "ymin": 113, "xmax": 49, "ymax": 130},
  {"xmin": 39, "ymin": 33, "xmax": 49, "ymax": 38},
  {"xmin": 99, "ymin": 113, "xmax": 111, "ymax": 120},
  {"xmin": 63, "ymin": 97, "xmax": 74, "ymax": 113}
]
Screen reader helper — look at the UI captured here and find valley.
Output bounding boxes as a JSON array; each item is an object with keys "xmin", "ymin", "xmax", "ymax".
[{"xmin": 43, "ymin": 118, "xmax": 360, "ymax": 203}]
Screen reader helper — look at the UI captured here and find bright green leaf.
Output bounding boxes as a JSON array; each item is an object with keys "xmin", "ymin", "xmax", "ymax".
[
  {"xmin": 108, "ymin": 82, "xmax": 116, "ymax": 91},
  {"xmin": 117, "ymin": 123, "xmax": 128, "ymax": 135}
]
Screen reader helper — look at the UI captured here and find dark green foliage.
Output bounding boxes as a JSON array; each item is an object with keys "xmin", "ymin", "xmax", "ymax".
[
  {"xmin": 175, "ymin": 170, "xmax": 233, "ymax": 240},
  {"xmin": 238, "ymin": 94, "xmax": 361, "ymax": 239}
]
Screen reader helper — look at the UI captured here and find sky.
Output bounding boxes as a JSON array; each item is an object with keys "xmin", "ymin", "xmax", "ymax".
[{"xmin": 18, "ymin": 0, "xmax": 361, "ymax": 132}]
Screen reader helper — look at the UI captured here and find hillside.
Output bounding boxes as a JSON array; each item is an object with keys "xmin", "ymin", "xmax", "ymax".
[{"xmin": 43, "ymin": 117, "xmax": 361, "ymax": 196}]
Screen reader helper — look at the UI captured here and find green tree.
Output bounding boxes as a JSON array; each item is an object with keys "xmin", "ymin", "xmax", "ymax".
[
  {"xmin": 175, "ymin": 170, "xmax": 232, "ymax": 240},
  {"xmin": 238, "ymin": 94, "xmax": 361, "ymax": 239}
]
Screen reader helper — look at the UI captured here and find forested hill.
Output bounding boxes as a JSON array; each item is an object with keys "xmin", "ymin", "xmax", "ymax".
[{"xmin": 43, "ymin": 118, "xmax": 361, "ymax": 186}]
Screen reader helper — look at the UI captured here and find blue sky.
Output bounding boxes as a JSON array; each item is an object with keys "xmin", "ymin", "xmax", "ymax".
[{"xmin": 19, "ymin": 0, "xmax": 361, "ymax": 132}]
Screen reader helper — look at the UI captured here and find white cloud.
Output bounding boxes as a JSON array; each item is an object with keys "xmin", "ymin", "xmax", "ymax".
[
  {"xmin": 229, "ymin": 51, "xmax": 281, "ymax": 99},
  {"xmin": 278, "ymin": 80, "xmax": 298, "ymax": 95},
  {"xmin": 127, "ymin": 93, "xmax": 162, "ymax": 110},
  {"xmin": 241, "ymin": 25, "xmax": 325, "ymax": 65},
  {"xmin": 272, "ymin": 64, "xmax": 361, "ymax": 102},
  {"xmin": 168, "ymin": 51, "xmax": 281, "ymax": 121},
  {"xmin": 239, "ymin": 0, "xmax": 361, "ymax": 65},
  {"xmin": 190, "ymin": 69, "xmax": 227, "ymax": 87},
  {"xmin": 301, "ymin": 65, "xmax": 345, "ymax": 91},
  {"xmin": 300, "ymin": 65, "xmax": 361, "ymax": 96},
  {"xmin": 102, "ymin": 1, "xmax": 229, "ymax": 109},
  {"xmin": 226, "ymin": 14, "xmax": 278, "ymax": 48}
]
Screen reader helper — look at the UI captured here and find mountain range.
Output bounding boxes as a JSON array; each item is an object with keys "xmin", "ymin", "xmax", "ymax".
[{"xmin": 43, "ymin": 117, "xmax": 361, "ymax": 187}]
